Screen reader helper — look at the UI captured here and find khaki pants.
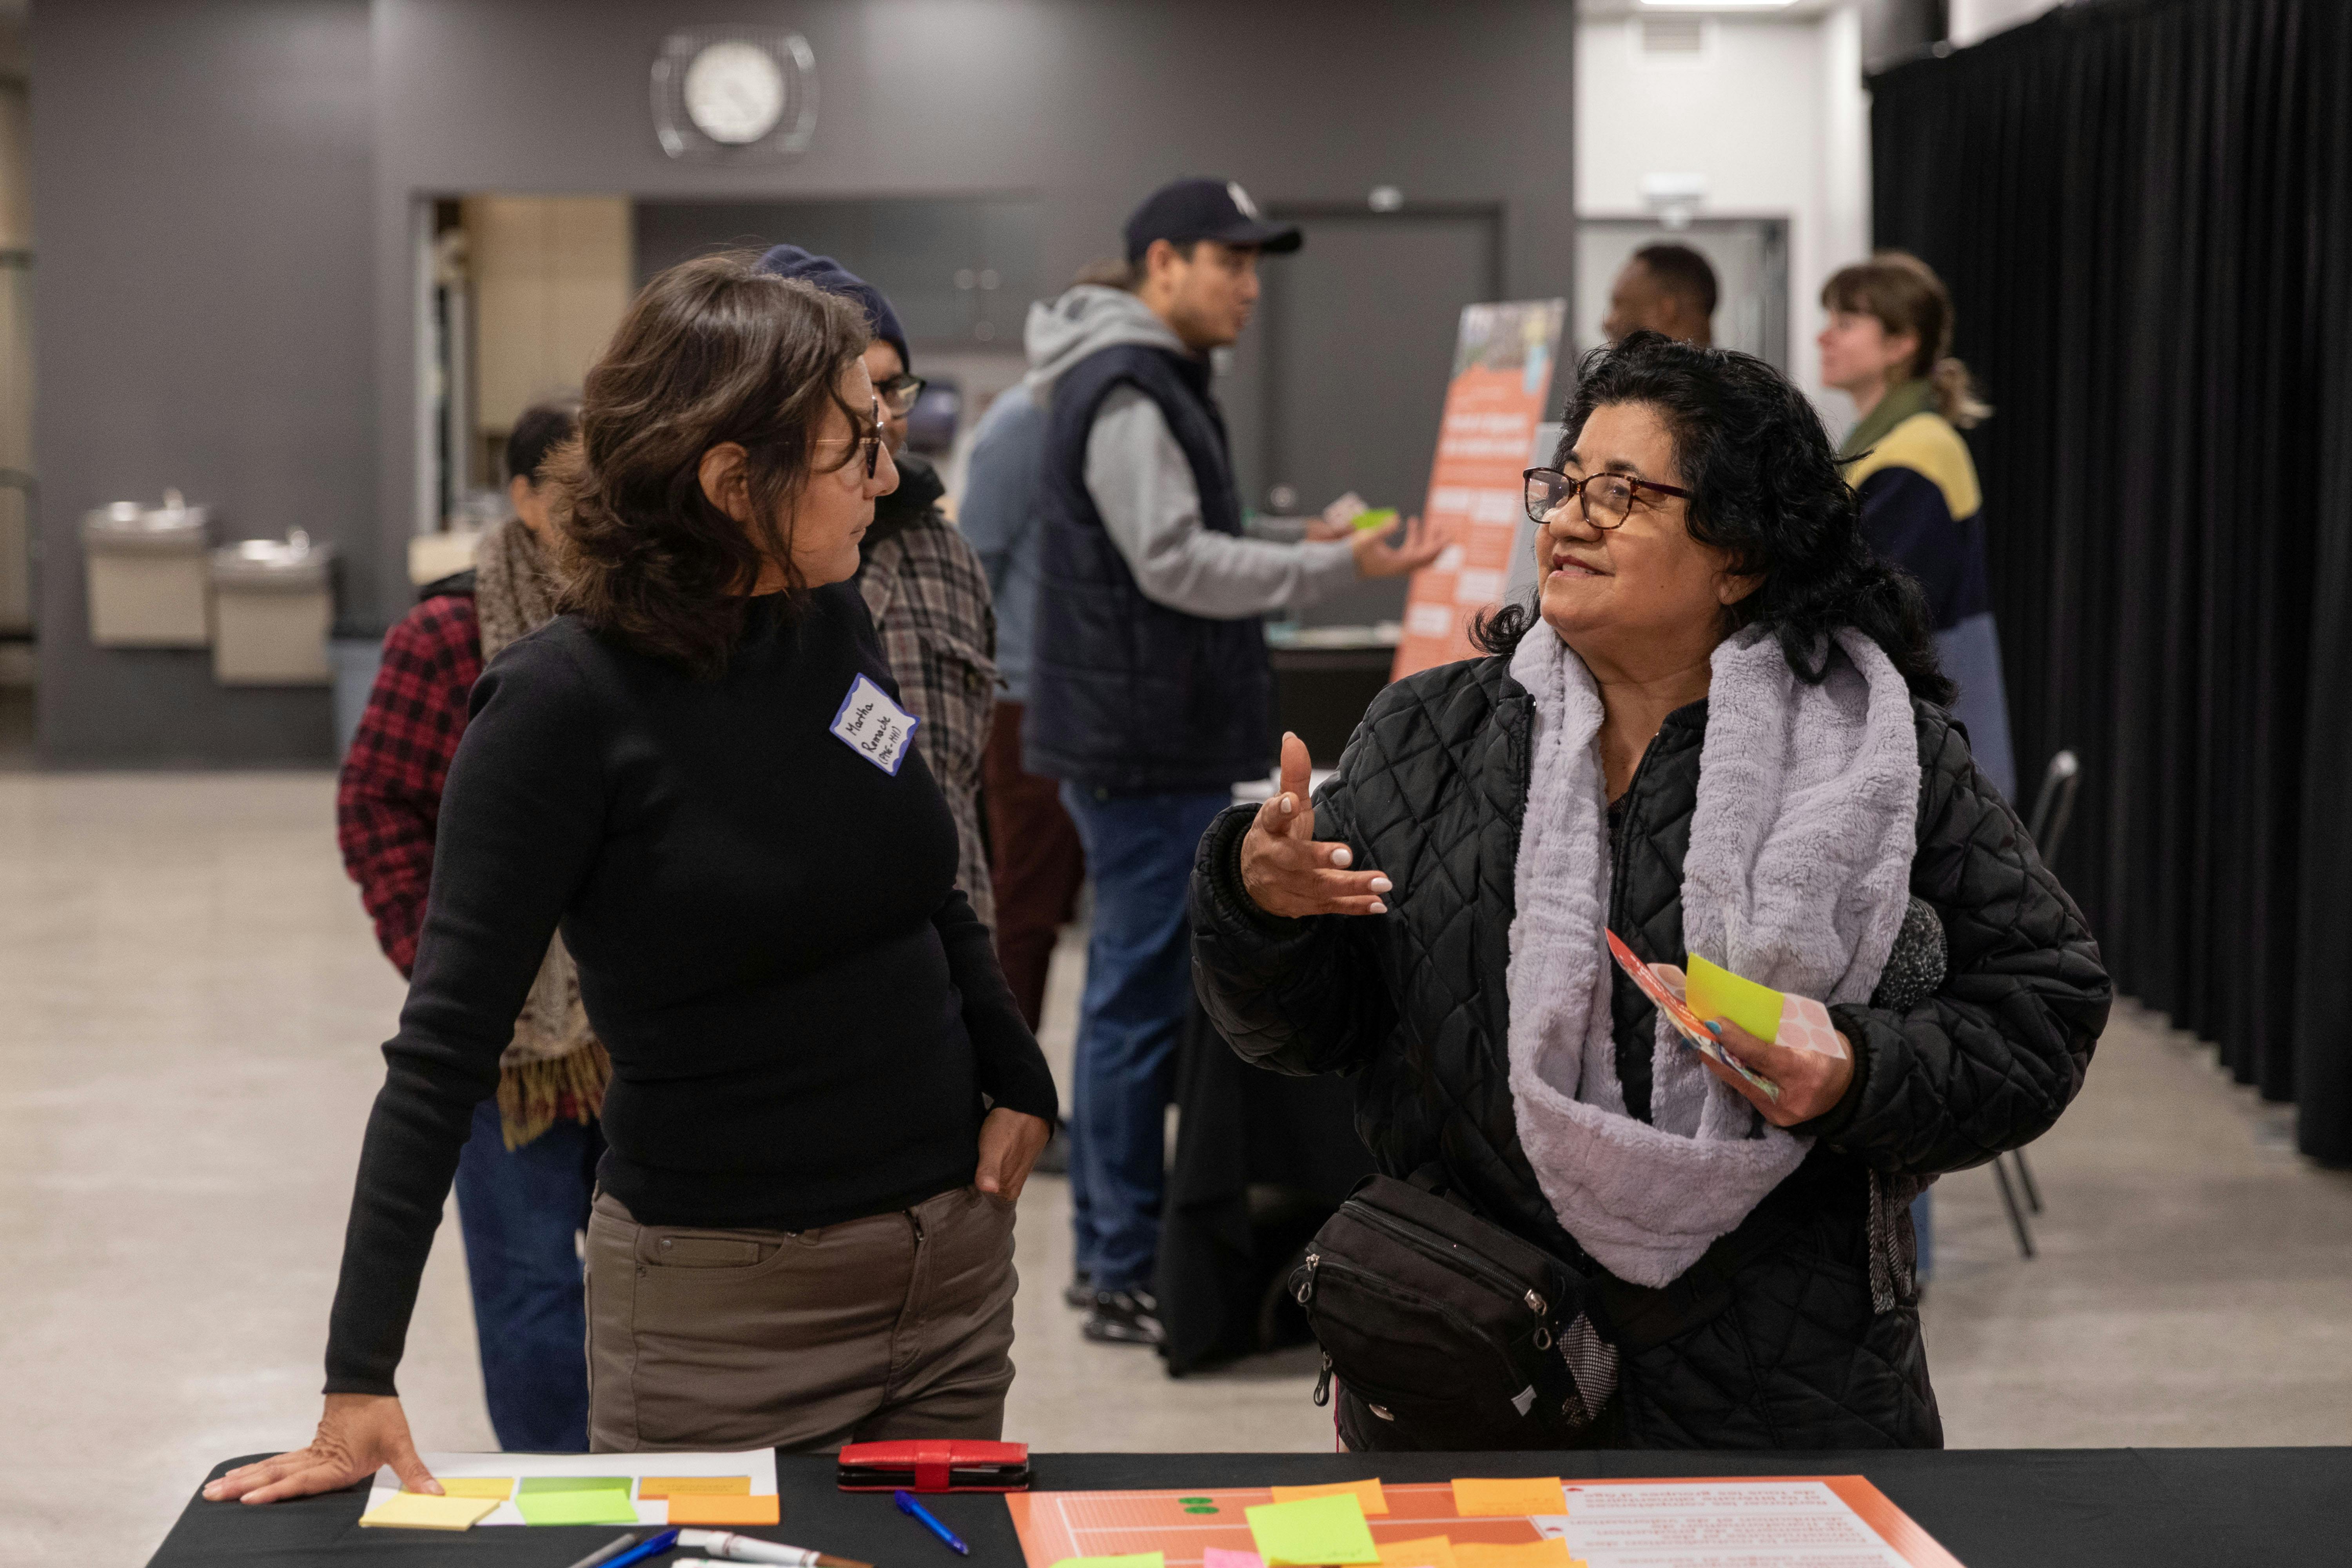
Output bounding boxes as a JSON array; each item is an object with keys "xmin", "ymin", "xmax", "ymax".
[{"xmin": 585, "ymin": 1184, "xmax": 1018, "ymax": 1453}]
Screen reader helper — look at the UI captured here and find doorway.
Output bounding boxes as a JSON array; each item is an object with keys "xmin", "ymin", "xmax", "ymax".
[
  {"xmin": 1573, "ymin": 216, "xmax": 1790, "ymax": 369},
  {"xmin": 1225, "ymin": 203, "xmax": 1503, "ymax": 631}
]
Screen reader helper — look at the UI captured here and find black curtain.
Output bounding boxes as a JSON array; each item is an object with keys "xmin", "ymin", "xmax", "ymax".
[{"xmin": 1869, "ymin": 0, "xmax": 2352, "ymax": 1162}]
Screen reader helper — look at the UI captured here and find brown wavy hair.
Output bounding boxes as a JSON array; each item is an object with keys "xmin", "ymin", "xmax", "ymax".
[
  {"xmin": 546, "ymin": 253, "xmax": 872, "ymax": 677},
  {"xmin": 1821, "ymin": 250, "xmax": 1993, "ymax": 429}
]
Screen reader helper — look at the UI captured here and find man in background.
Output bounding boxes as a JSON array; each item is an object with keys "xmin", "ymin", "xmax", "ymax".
[
  {"xmin": 1026, "ymin": 178, "xmax": 1441, "ymax": 1345},
  {"xmin": 1602, "ymin": 241, "xmax": 1719, "ymax": 347},
  {"xmin": 961, "ymin": 258, "xmax": 1140, "ymax": 1035},
  {"xmin": 337, "ymin": 399, "xmax": 603, "ymax": 1452}
]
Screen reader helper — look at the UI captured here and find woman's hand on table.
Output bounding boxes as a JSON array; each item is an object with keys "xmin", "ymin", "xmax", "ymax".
[
  {"xmin": 1240, "ymin": 732, "xmax": 1394, "ymax": 919},
  {"xmin": 203, "ymin": 1393, "xmax": 436, "ymax": 1504},
  {"xmin": 1699, "ymin": 1019, "xmax": 1856, "ymax": 1127},
  {"xmin": 975, "ymin": 1106, "xmax": 1053, "ymax": 1204}
]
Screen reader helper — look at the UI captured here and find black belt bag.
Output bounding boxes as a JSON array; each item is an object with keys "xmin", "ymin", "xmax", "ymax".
[{"xmin": 1290, "ymin": 1170, "xmax": 1586, "ymax": 1449}]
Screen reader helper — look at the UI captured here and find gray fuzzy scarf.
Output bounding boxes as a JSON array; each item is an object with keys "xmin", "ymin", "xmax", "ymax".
[{"xmin": 1503, "ymin": 621, "xmax": 1920, "ymax": 1287}]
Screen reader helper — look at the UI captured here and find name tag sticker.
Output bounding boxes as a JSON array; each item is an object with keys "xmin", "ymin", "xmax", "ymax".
[{"xmin": 829, "ymin": 673, "xmax": 920, "ymax": 776}]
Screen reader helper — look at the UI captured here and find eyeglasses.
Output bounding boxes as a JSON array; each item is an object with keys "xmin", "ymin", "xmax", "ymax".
[
  {"xmin": 1523, "ymin": 466, "xmax": 1692, "ymax": 530},
  {"xmin": 877, "ymin": 374, "xmax": 927, "ymax": 419},
  {"xmin": 859, "ymin": 395, "xmax": 885, "ymax": 477}
]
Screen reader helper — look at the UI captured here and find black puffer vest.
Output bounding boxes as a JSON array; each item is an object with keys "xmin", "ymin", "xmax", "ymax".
[
  {"xmin": 1024, "ymin": 344, "xmax": 1272, "ymax": 793},
  {"xmin": 1190, "ymin": 651, "xmax": 2110, "ymax": 1448}
]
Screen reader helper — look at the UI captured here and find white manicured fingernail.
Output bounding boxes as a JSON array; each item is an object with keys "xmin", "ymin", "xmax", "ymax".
[
  {"xmin": 1368, "ymin": 900, "xmax": 1388, "ymax": 915},
  {"xmin": 1329, "ymin": 846, "xmax": 1353, "ymax": 868},
  {"xmin": 1370, "ymin": 876, "xmax": 1393, "ymax": 893}
]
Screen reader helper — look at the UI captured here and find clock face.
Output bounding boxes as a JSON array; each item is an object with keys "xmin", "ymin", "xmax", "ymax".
[{"xmin": 682, "ymin": 40, "xmax": 786, "ymax": 145}]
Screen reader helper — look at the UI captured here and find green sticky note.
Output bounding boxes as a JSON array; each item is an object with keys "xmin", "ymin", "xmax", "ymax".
[
  {"xmin": 1350, "ymin": 508, "xmax": 1399, "ymax": 533},
  {"xmin": 1247, "ymin": 1492, "xmax": 1382, "ymax": 1567},
  {"xmin": 515, "ymin": 1488, "xmax": 639, "ymax": 1526},
  {"xmin": 519, "ymin": 1475, "xmax": 632, "ymax": 1494},
  {"xmin": 1684, "ymin": 951, "xmax": 1785, "ymax": 1044}
]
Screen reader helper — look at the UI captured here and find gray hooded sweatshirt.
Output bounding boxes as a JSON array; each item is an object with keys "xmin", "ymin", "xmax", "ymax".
[{"xmin": 1025, "ymin": 285, "xmax": 1356, "ymax": 619}]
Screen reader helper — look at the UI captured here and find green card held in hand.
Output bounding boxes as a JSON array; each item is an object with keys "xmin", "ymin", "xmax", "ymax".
[{"xmin": 1247, "ymin": 1492, "xmax": 1382, "ymax": 1566}]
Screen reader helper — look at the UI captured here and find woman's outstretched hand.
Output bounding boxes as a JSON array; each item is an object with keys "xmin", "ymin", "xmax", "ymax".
[
  {"xmin": 203, "ymin": 1394, "xmax": 436, "ymax": 1505},
  {"xmin": 1240, "ymin": 732, "xmax": 1394, "ymax": 918},
  {"xmin": 1698, "ymin": 1019, "xmax": 1856, "ymax": 1127}
]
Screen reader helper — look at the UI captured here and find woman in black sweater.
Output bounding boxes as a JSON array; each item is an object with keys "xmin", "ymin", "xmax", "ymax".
[{"xmin": 211, "ymin": 256, "xmax": 1056, "ymax": 1501}]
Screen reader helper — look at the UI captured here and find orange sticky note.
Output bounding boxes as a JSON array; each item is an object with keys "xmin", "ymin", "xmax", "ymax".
[
  {"xmin": 1272, "ymin": 1478, "xmax": 1390, "ymax": 1516},
  {"xmin": 1377, "ymin": 1535, "xmax": 1460, "ymax": 1568},
  {"xmin": 664, "ymin": 1493, "xmax": 781, "ymax": 1526},
  {"xmin": 1454, "ymin": 1543, "xmax": 1573, "ymax": 1568},
  {"xmin": 640, "ymin": 1475, "xmax": 751, "ymax": 1498},
  {"xmin": 1450, "ymin": 1477, "xmax": 1567, "ymax": 1517}
]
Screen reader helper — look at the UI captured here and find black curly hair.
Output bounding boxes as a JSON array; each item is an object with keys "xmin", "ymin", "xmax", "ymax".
[{"xmin": 1474, "ymin": 330, "xmax": 1953, "ymax": 706}]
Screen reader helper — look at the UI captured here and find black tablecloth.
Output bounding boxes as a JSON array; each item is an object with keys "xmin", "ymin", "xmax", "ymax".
[{"xmin": 150, "ymin": 1448, "xmax": 2349, "ymax": 1568}]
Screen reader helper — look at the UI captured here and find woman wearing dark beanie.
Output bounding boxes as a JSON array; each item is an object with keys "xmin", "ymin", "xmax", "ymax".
[{"xmin": 209, "ymin": 254, "xmax": 1055, "ymax": 1502}]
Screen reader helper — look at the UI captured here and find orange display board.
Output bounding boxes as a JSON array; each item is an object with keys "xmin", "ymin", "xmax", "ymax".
[
  {"xmin": 1390, "ymin": 299, "xmax": 1566, "ymax": 683},
  {"xmin": 1005, "ymin": 1477, "xmax": 1966, "ymax": 1568}
]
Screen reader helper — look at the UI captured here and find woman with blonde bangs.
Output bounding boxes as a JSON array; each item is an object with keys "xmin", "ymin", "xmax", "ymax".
[{"xmin": 1818, "ymin": 250, "xmax": 2017, "ymax": 800}]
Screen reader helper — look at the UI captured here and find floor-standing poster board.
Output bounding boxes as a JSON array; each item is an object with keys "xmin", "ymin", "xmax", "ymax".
[{"xmin": 1390, "ymin": 299, "xmax": 1567, "ymax": 682}]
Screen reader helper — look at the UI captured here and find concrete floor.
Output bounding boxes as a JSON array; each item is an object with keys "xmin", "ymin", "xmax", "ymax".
[{"xmin": 0, "ymin": 771, "xmax": 2347, "ymax": 1565}]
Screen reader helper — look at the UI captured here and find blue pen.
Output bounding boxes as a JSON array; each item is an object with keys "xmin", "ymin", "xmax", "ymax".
[
  {"xmin": 598, "ymin": 1529, "xmax": 682, "ymax": 1568},
  {"xmin": 894, "ymin": 1488, "xmax": 971, "ymax": 1555}
]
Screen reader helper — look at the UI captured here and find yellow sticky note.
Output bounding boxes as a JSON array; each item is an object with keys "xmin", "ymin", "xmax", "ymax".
[
  {"xmin": 1377, "ymin": 1535, "xmax": 1460, "ymax": 1568},
  {"xmin": 1272, "ymin": 1478, "xmax": 1390, "ymax": 1515},
  {"xmin": 1247, "ymin": 1492, "xmax": 1383, "ymax": 1566},
  {"xmin": 436, "ymin": 1477, "xmax": 513, "ymax": 1500},
  {"xmin": 1450, "ymin": 1477, "xmax": 1567, "ymax": 1517},
  {"xmin": 1051, "ymin": 1555, "xmax": 1165, "ymax": 1568},
  {"xmin": 1454, "ymin": 1544, "xmax": 1573, "ymax": 1568},
  {"xmin": 639, "ymin": 1474, "xmax": 751, "ymax": 1497},
  {"xmin": 358, "ymin": 1492, "xmax": 499, "ymax": 1530},
  {"xmin": 1684, "ymin": 952, "xmax": 1785, "ymax": 1043}
]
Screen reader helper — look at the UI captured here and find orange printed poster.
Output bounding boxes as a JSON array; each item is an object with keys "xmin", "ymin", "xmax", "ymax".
[
  {"xmin": 1009, "ymin": 1477, "xmax": 1965, "ymax": 1568},
  {"xmin": 1391, "ymin": 298, "xmax": 1567, "ymax": 682}
]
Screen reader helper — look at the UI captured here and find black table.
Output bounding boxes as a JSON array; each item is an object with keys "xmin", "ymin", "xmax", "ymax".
[{"xmin": 149, "ymin": 1448, "xmax": 2348, "ymax": 1568}]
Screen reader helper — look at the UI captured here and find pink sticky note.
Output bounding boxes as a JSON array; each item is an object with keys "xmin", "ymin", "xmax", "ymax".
[{"xmin": 1206, "ymin": 1549, "xmax": 1268, "ymax": 1568}]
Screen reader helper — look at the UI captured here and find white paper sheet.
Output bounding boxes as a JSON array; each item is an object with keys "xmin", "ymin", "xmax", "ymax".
[
  {"xmin": 1529, "ymin": 1481, "xmax": 1914, "ymax": 1568},
  {"xmin": 365, "ymin": 1446, "xmax": 779, "ymax": 1527}
]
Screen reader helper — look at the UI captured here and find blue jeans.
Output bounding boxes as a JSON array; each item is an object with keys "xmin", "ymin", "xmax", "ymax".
[
  {"xmin": 453, "ymin": 1097, "xmax": 602, "ymax": 1452},
  {"xmin": 1060, "ymin": 785, "xmax": 1232, "ymax": 1295}
]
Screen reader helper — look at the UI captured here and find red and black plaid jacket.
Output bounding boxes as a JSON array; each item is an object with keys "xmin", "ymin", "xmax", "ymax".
[{"xmin": 336, "ymin": 590, "xmax": 483, "ymax": 977}]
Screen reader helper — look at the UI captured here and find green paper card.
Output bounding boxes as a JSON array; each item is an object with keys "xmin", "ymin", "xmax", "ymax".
[
  {"xmin": 515, "ymin": 1488, "xmax": 639, "ymax": 1526},
  {"xmin": 1247, "ymin": 1492, "xmax": 1381, "ymax": 1567},
  {"xmin": 518, "ymin": 1475, "xmax": 632, "ymax": 1494}
]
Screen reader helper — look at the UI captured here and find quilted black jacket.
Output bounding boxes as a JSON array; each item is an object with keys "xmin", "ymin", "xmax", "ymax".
[{"xmin": 1189, "ymin": 652, "xmax": 2109, "ymax": 1448}]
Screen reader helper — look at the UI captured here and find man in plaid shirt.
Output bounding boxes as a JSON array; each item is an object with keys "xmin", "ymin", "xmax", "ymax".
[{"xmin": 336, "ymin": 402, "xmax": 603, "ymax": 1453}]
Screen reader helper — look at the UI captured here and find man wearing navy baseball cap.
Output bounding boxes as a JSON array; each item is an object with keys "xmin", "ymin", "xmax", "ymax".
[{"xmin": 1024, "ymin": 178, "xmax": 1441, "ymax": 1347}]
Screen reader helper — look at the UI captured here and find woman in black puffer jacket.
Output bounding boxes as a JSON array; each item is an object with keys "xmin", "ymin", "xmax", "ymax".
[{"xmin": 1189, "ymin": 333, "xmax": 2107, "ymax": 1450}]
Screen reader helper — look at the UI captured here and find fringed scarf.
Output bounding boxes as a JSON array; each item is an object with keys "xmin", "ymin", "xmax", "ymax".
[{"xmin": 475, "ymin": 516, "xmax": 610, "ymax": 1149}]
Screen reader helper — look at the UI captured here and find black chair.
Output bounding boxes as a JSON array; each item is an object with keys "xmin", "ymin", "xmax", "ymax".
[{"xmin": 1990, "ymin": 750, "xmax": 2080, "ymax": 1260}]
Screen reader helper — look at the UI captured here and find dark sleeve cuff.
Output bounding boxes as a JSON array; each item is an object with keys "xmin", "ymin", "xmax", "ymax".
[
  {"xmin": 935, "ymin": 889, "xmax": 1061, "ymax": 1123},
  {"xmin": 1788, "ymin": 1004, "xmax": 1878, "ymax": 1143}
]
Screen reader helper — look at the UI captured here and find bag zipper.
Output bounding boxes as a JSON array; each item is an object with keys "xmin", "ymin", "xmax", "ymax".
[{"xmin": 1341, "ymin": 1201, "xmax": 1553, "ymax": 1321}]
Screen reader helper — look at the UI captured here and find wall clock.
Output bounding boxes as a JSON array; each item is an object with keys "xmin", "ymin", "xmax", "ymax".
[{"xmin": 651, "ymin": 29, "xmax": 818, "ymax": 160}]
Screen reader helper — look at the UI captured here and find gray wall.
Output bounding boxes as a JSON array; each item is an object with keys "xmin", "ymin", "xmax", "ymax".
[
  {"xmin": 32, "ymin": 0, "xmax": 374, "ymax": 764},
  {"xmin": 36, "ymin": 0, "xmax": 1576, "ymax": 764}
]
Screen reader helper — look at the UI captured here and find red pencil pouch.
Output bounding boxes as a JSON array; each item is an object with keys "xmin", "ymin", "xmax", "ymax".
[{"xmin": 836, "ymin": 1439, "xmax": 1031, "ymax": 1493}]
